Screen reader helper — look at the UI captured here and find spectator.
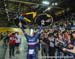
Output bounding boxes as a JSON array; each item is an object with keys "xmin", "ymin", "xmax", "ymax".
[
  {"xmin": 3, "ymin": 33, "xmax": 9, "ymax": 48},
  {"xmin": 48, "ymin": 33, "xmax": 55, "ymax": 59},
  {"xmin": 15, "ymin": 32, "xmax": 21, "ymax": 54},
  {"xmin": 71, "ymin": 31, "xmax": 75, "ymax": 46},
  {"xmin": 8, "ymin": 33, "xmax": 16, "ymax": 58},
  {"xmin": 40, "ymin": 32, "xmax": 49, "ymax": 59},
  {"xmin": 55, "ymin": 31, "xmax": 64, "ymax": 59}
]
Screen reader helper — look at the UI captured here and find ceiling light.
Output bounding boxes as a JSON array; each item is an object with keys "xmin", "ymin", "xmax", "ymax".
[
  {"xmin": 47, "ymin": 7, "xmax": 52, "ymax": 10},
  {"xmin": 52, "ymin": 2, "xmax": 58, "ymax": 6},
  {"xmin": 42, "ymin": 1, "xmax": 49, "ymax": 5},
  {"xmin": 55, "ymin": 2, "xmax": 58, "ymax": 5},
  {"xmin": 52, "ymin": 3, "xmax": 55, "ymax": 6},
  {"xmin": 43, "ymin": 6, "xmax": 52, "ymax": 12}
]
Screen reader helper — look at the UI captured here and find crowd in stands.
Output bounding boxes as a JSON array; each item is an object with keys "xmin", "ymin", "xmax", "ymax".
[{"xmin": 39, "ymin": 20, "xmax": 75, "ymax": 59}]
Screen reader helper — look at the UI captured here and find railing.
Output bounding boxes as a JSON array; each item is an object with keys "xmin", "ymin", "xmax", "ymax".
[{"xmin": 38, "ymin": 56, "xmax": 73, "ymax": 59}]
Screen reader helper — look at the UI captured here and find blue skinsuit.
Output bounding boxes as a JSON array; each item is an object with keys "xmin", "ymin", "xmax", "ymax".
[{"xmin": 20, "ymin": 26, "xmax": 42, "ymax": 59}]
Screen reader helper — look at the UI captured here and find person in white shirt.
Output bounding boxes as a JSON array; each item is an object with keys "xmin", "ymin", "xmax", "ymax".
[{"xmin": 15, "ymin": 32, "xmax": 21, "ymax": 53}]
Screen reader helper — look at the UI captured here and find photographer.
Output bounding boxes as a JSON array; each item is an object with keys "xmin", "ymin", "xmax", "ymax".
[{"xmin": 55, "ymin": 32, "xmax": 64, "ymax": 59}]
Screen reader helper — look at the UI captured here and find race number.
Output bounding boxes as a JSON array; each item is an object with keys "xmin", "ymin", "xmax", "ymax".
[{"xmin": 29, "ymin": 49, "xmax": 34, "ymax": 54}]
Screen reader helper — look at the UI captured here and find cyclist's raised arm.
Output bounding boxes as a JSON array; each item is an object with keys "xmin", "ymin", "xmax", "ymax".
[{"xmin": 19, "ymin": 22, "xmax": 27, "ymax": 36}]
